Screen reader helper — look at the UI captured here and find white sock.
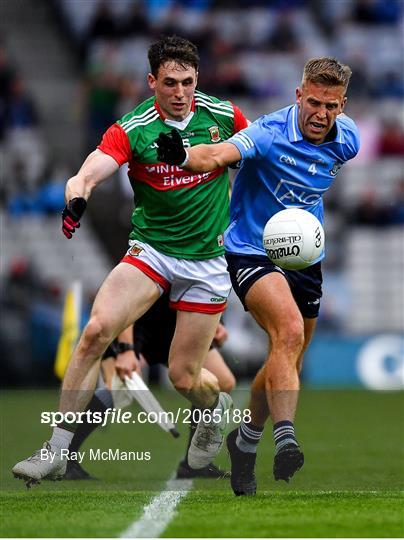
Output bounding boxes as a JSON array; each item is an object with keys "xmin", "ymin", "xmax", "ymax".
[{"xmin": 49, "ymin": 427, "xmax": 74, "ymax": 450}]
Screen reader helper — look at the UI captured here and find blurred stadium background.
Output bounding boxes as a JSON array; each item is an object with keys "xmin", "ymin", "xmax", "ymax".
[{"xmin": 0, "ymin": 0, "xmax": 403, "ymax": 390}]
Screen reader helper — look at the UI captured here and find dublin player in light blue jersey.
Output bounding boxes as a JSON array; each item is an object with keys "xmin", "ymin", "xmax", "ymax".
[{"xmin": 157, "ymin": 57, "xmax": 360, "ymax": 495}]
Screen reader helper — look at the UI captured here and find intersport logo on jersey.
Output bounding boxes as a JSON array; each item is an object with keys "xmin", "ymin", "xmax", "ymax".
[
  {"xmin": 130, "ymin": 162, "xmax": 225, "ymax": 191},
  {"xmin": 274, "ymin": 178, "xmax": 327, "ymax": 206}
]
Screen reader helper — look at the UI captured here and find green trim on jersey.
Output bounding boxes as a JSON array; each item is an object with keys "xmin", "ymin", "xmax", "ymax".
[{"xmin": 117, "ymin": 91, "xmax": 237, "ymax": 260}]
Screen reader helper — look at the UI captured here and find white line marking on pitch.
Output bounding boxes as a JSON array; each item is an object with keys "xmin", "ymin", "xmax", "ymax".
[
  {"xmin": 120, "ymin": 387, "xmax": 247, "ymax": 538},
  {"xmin": 120, "ymin": 475, "xmax": 193, "ymax": 538}
]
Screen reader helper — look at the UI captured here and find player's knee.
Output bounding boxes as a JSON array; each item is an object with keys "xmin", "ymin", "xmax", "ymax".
[
  {"xmin": 80, "ymin": 316, "xmax": 114, "ymax": 354},
  {"xmin": 274, "ymin": 319, "xmax": 305, "ymax": 357},
  {"xmin": 219, "ymin": 373, "xmax": 236, "ymax": 393}
]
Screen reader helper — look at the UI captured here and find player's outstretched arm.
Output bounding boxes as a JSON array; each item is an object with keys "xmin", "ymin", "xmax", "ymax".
[
  {"xmin": 62, "ymin": 150, "xmax": 119, "ymax": 238},
  {"xmin": 157, "ymin": 129, "xmax": 241, "ymax": 172},
  {"xmin": 65, "ymin": 149, "xmax": 119, "ymax": 201},
  {"xmin": 183, "ymin": 141, "xmax": 242, "ymax": 172}
]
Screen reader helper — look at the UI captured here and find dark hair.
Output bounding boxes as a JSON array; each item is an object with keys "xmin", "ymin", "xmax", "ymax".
[
  {"xmin": 148, "ymin": 35, "xmax": 199, "ymax": 77},
  {"xmin": 303, "ymin": 57, "xmax": 352, "ymax": 90}
]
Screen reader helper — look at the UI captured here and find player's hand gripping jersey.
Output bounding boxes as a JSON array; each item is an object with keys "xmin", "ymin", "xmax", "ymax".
[
  {"xmin": 225, "ymin": 105, "xmax": 360, "ymax": 259},
  {"xmin": 98, "ymin": 91, "xmax": 247, "ymax": 260}
]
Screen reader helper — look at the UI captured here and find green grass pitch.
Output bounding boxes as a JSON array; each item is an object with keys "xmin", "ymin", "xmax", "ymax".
[{"xmin": 1, "ymin": 388, "xmax": 403, "ymax": 537}]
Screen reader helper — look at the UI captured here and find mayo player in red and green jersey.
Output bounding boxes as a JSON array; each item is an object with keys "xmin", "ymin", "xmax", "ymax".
[
  {"xmin": 12, "ymin": 35, "xmax": 248, "ymax": 487},
  {"xmin": 101, "ymin": 88, "xmax": 246, "ymax": 261}
]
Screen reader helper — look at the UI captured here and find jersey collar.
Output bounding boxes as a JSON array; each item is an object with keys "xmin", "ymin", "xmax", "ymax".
[
  {"xmin": 164, "ymin": 111, "xmax": 194, "ymax": 130},
  {"xmin": 287, "ymin": 104, "xmax": 303, "ymax": 142},
  {"xmin": 154, "ymin": 97, "xmax": 196, "ymax": 130},
  {"xmin": 288, "ymin": 104, "xmax": 346, "ymax": 145}
]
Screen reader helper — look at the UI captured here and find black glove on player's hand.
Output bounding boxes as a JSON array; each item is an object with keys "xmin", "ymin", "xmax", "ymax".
[
  {"xmin": 62, "ymin": 197, "xmax": 87, "ymax": 239},
  {"xmin": 156, "ymin": 129, "xmax": 187, "ymax": 166}
]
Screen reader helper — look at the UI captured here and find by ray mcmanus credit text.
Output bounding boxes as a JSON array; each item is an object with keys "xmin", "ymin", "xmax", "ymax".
[{"xmin": 40, "ymin": 447, "xmax": 151, "ymax": 462}]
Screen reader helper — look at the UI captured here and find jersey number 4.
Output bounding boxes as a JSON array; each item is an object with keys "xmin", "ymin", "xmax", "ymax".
[{"xmin": 308, "ymin": 163, "xmax": 317, "ymax": 175}]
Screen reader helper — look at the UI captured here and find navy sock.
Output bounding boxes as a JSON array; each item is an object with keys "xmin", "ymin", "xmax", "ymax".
[
  {"xmin": 273, "ymin": 420, "xmax": 298, "ymax": 453},
  {"xmin": 236, "ymin": 422, "xmax": 264, "ymax": 453}
]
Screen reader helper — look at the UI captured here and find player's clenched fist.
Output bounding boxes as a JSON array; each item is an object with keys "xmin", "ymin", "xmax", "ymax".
[
  {"xmin": 156, "ymin": 129, "xmax": 188, "ymax": 166},
  {"xmin": 62, "ymin": 197, "xmax": 87, "ymax": 239}
]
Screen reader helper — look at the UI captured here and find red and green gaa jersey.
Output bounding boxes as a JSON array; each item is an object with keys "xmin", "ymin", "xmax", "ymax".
[{"xmin": 98, "ymin": 90, "xmax": 247, "ymax": 259}]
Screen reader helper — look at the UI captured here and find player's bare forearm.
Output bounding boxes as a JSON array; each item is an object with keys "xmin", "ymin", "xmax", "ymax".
[
  {"xmin": 116, "ymin": 325, "xmax": 140, "ymax": 379},
  {"xmin": 65, "ymin": 149, "xmax": 119, "ymax": 202},
  {"xmin": 117, "ymin": 326, "xmax": 134, "ymax": 345},
  {"xmin": 184, "ymin": 142, "xmax": 242, "ymax": 172},
  {"xmin": 62, "ymin": 150, "xmax": 120, "ymax": 238}
]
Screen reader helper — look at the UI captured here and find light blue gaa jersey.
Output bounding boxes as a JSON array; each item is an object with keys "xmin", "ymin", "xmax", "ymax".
[{"xmin": 225, "ymin": 104, "xmax": 360, "ymax": 260}]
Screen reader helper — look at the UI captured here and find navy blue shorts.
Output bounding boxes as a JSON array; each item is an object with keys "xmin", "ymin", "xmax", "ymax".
[{"xmin": 225, "ymin": 252, "xmax": 323, "ymax": 319}]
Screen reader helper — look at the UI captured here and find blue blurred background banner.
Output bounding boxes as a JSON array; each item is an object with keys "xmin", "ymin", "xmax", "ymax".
[{"xmin": 303, "ymin": 334, "xmax": 404, "ymax": 389}]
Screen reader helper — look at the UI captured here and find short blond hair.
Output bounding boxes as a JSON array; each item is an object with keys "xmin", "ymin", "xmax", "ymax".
[{"xmin": 302, "ymin": 57, "xmax": 352, "ymax": 91}]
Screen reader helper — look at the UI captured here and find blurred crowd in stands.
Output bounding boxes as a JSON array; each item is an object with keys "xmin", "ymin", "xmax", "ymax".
[
  {"xmin": 0, "ymin": 43, "xmax": 68, "ymax": 218},
  {"xmin": 0, "ymin": 46, "xmax": 46, "ymax": 203},
  {"xmin": 1, "ymin": 0, "xmax": 403, "ymax": 211},
  {"xmin": 1, "ymin": 257, "xmax": 62, "ymax": 384},
  {"xmin": 59, "ymin": 0, "xmax": 404, "ymax": 150},
  {"xmin": 1, "ymin": 0, "xmax": 403, "ymax": 384}
]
